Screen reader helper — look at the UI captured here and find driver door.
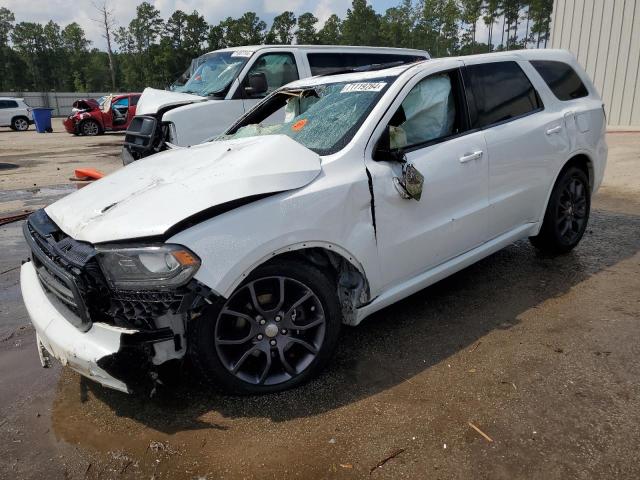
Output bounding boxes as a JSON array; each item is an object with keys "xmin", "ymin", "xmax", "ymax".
[{"xmin": 366, "ymin": 67, "xmax": 490, "ymax": 290}]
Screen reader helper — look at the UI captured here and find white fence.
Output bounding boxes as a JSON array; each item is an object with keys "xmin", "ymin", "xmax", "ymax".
[{"xmin": 0, "ymin": 91, "xmax": 116, "ymax": 117}]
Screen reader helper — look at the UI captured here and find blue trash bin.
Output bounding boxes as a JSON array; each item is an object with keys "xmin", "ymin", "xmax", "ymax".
[{"xmin": 32, "ymin": 108, "xmax": 54, "ymax": 133}]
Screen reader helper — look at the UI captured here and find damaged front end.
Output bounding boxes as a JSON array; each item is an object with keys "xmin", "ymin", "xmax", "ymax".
[{"xmin": 21, "ymin": 209, "xmax": 214, "ymax": 394}]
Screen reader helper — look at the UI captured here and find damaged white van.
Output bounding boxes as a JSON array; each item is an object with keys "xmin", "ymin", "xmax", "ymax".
[
  {"xmin": 21, "ymin": 49, "xmax": 606, "ymax": 394},
  {"xmin": 121, "ymin": 45, "xmax": 429, "ymax": 163}
]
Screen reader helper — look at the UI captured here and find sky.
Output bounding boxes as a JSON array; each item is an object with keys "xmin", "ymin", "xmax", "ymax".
[
  {"xmin": 3, "ymin": 0, "xmax": 528, "ymax": 51},
  {"xmin": 3, "ymin": 0, "xmax": 399, "ymax": 50}
]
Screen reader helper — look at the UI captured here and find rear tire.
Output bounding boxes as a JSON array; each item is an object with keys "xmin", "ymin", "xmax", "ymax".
[
  {"xmin": 12, "ymin": 116, "xmax": 29, "ymax": 131},
  {"xmin": 80, "ymin": 119, "xmax": 100, "ymax": 136},
  {"xmin": 188, "ymin": 259, "xmax": 341, "ymax": 394},
  {"xmin": 530, "ymin": 166, "xmax": 590, "ymax": 254}
]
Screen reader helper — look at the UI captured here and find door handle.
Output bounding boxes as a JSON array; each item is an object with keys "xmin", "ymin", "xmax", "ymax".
[
  {"xmin": 546, "ymin": 125, "xmax": 562, "ymax": 135},
  {"xmin": 459, "ymin": 151, "xmax": 483, "ymax": 163}
]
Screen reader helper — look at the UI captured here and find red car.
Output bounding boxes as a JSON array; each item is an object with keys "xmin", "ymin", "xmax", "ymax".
[{"xmin": 63, "ymin": 93, "xmax": 141, "ymax": 136}]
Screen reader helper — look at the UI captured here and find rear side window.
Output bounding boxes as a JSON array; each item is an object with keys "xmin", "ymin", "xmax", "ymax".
[
  {"xmin": 308, "ymin": 53, "xmax": 424, "ymax": 75},
  {"xmin": 530, "ymin": 60, "xmax": 589, "ymax": 101},
  {"xmin": 463, "ymin": 61, "xmax": 542, "ymax": 129},
  {"xmin": 0, "ymin": 100, "xmax": 18, "ymax": 108}
]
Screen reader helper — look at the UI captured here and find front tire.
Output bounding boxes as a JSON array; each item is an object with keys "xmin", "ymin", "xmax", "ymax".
[
  {"xmin": 80, "ymin": 119, "xmax": 100, "ymax": 136},
  {"xmin": 189, "ymin": 259, "xmax": 341, "ymax": 394},
  {"xmin": 12, "ymin": 117, "xmax": 29, "ymax": 131},
  {"xmin": 530, "ymin": 166, "xmax": 591, "ymax": 254}
]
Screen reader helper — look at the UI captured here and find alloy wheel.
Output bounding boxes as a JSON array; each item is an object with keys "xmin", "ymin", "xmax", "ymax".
[
  {"xmin": 14, "ymin": 118, "xmax": 28, "ymax": 131},
  {"xmin": 82, "ymin": 121, "xmax": 99, "ymax": 136},
  {"xmin": 555, "ymin": 176, "xmax": 588, "ymax": 244},
  {"xmin": 214, "ymin": 276, "xmax": 326, "ymax": 386}
]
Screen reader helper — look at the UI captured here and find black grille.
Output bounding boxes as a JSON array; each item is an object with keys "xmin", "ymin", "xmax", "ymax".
[
  {"xmin": 24, "ymin": 210, "xmax": 96, "ymax": 331},
  {"xmin": 109, "ymin": 290, "xmax": 185, "ymax": 329}
]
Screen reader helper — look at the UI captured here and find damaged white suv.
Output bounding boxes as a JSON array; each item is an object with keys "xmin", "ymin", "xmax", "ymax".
[{"xmin": 21, "ymin": 49, "xmax": 606, "ymax": 394}]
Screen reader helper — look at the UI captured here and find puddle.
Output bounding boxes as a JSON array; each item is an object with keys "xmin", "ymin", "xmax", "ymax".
[
  {"xmin": 0, "ymin": 184, "xmax": 80, "ymax": 203},
  {"xmin": 0, "ymin": 163, "xmax": 19, "ymax": 171}
]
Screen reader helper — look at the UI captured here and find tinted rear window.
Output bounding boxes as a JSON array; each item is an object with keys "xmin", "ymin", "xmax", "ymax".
[
  {"xmin": 0, "ymin": 100, "xmax": 18, "ymax": 108},
  {"xmin": 308, "ymin": 52, "xmax": 424, "ymax": 75},
  {"xmin": 463, "ymin": 61, "xmax": 542, "ymax": 129},
  {"xmin": 530, "ymin": 60, "xmax": 589, "ymax": 101}
]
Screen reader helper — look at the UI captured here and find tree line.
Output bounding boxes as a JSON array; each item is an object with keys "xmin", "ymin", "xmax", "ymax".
[{"xmin": 0, "ymin": 0, "xmax": 553, "ymax": 93}]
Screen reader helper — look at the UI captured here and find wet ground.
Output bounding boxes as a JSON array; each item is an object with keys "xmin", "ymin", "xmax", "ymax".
[
  {"xmin": 0, "ymin": 132, "xmax": 639, "ymax": 479},
  {"xmin": 0, "ymin": 118, "xmax": 122, "ymax": 216}
]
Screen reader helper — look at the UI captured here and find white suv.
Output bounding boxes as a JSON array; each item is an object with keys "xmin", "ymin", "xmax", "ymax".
[
  {"xmin": 21, "ymin": 49, "xmax": 606, "ymax": 394},
  {"xmin": 0, "ymin": 97, "xmax": 33, "ymax": 131}
]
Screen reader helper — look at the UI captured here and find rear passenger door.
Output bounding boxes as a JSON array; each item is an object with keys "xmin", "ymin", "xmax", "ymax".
[
  {"xmin": 0, "ymin": 100, "xmax": 18, "ymax": 126},
  {"xmin": 462, "ymin": 60, "xmax": 564, "ymax": 238}
]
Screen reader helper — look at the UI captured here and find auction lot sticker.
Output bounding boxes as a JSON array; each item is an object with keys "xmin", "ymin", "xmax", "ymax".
[
  {"xmin": 231, "ymin": 50, "xmax": 254, "ymax": 58},
  {"xmin": 341, "ymin": 82, "xmax": 387, "ymax": 93}
]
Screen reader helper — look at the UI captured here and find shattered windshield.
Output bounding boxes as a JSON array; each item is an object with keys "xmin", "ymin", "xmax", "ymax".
[
  {"xmin": 170, "ymin": 51, "xmax": 251, "ymax": 97},
  {"xmin": 219, "ymin": 78, "xmax": 392, "ymax": 155}
]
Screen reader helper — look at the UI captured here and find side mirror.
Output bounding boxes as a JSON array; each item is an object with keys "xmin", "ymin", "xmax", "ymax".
[
  {"xmin": 244, "ymin": 73, "xmax": 268, "ymax": 97},
  {"xmin": 393, "ymin": 163, "xmax": 424, "ymax": 201}
]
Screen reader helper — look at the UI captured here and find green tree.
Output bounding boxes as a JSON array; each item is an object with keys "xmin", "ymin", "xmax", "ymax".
[
  {"xmin": 342, "ymin": 0, "xmax": 382, "ymax": 46},
  {"xmin": 381, "ymin": 0, "xmax": 415, "ymax": 48},
  {"xmin": 317, "ymin": 14, "xmax": 342, "ymax": 44},
  {"xmin": 266, "ymin": 11, "xmax": 296, "ymax": 44},
  {"xmin": 483, "ymin": 0, "xmax": 502, "ymax": 51},
  {"xmin": 529, "ymin": 0, "xmax": 553, "ymax": 48},
  {"xmin": 11, "ymin": 22, "xmax": 47, "ymax": 89},
  {"xmin": 225, "ymin": 12, "xmax": 266, "ymax": 46},
  {"xmin": 296, "ymin": 12, "xmax": 318, "ymax": 44},
  {"xmin": 459, "ymin": 0, "xmax": 483, "ymax": 52},
  {"xmin": 0, "ymin": 7, "xmax": 14, "ymax": 47}
]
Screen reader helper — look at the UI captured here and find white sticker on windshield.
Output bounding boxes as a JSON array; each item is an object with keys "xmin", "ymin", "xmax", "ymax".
[
  {"xmin": 340, "ymin": 82, "xmax": 387, "ymax": 93},
  {"xmin": 231, "ymin": 50, "xmax": 253, "ymax": 58}
]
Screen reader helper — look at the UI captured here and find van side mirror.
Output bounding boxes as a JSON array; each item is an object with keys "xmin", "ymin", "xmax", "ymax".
[
  {"xmin": 244, "ymin": 73, "xmax": 268, "ymax": 97},
  {"xmin": 374, "ymin": 127, "xmax": 424, "ymax": 201}
]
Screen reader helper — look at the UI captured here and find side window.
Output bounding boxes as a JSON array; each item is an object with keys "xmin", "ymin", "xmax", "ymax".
[
  {"xmin": 0, "ymin": 100, "xmax": 18, "ymax": 108},
  {"xmin": 0, "ymin": 101, "xmax": 8, "ymax": 109},
  {"xmin": 113, "ymin": 97, "xmax": 129, "ymax": 107},
  {"xmin": 244, "ymin": 52, "xmax": 299, "ymax": 98},
  {"xmin": 530, "ymin": 60, "xmax": 589, "ymax": 101},
  {"xmin": 308, "ymin": 53, "xmax": 425, "ymax": 75},
  {"xmin": 131, "ymin": 95, "xmax": 141, "ymax": 106},
  {"xmin": 388, "ymin": 71, "xmax": 461, "ymax": 150},
  {"xmin": 463, "ymin": 61, "xmax": 542, "ymax": 129}
]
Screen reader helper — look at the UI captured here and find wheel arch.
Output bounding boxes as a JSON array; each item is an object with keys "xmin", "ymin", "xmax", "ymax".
[
  {"xmin": 534, "ymin": 151, "xmax": 594, "ymax": 234},
  {"xmin": 229, "ymin": 242, "xmax": 371, "ymax": 326},
  {"xmin": 11, "ymin": 115, "xmax": 30, "ymax": 126},
  {"xmin": 79, "ymin": 117, "xmax": 103, "ymax": 134}
]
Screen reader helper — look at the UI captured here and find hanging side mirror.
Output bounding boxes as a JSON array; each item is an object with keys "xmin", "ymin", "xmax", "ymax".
[
  {"xmin": 395, "ymin": 163, "xmax": 424, "ymax": 201},
  {"xmin": 244, "ymin": 73, "xmax": 268, "ymax": 97}
]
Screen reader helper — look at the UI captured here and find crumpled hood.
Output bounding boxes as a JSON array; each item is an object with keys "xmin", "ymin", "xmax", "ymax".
[
  {"xmin": 46, "ymin": 135, "xmax": 321, "ymax": 243},
  {"xmin": 135, "ymin": 87, "xmax": 207, "ymax": 115}
]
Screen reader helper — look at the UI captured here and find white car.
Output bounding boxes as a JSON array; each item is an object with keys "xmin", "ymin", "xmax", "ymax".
[
  {"xmin": 0, "ymin": 97, "xmax": 33, "ymax": 131},
  {"xmin": 21, "ymin": 49, "xmax": 606, "ymax": 394},
  {"xmin": 121, "ymin": 45, "xmax": 429, "ymax": 164}
]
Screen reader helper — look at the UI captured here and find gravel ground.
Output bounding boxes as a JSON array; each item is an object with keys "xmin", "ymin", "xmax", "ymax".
[{"xmin": 0, "ymin": 131, "xmax": 638, "ymax": 479}]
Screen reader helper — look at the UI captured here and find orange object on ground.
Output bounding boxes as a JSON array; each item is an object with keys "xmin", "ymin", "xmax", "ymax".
[{"xmin": 73, "ymin": 168, "xmax": 105, "ymax": 180}]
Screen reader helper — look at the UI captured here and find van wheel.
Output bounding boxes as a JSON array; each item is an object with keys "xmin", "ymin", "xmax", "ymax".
[
  {"xmin": 189, "ymin": 259, "xmax": 341, "ymax": 394},
  {"xmin": 81, "ymin": 119, "xmax": 100, "ymax": 136},
  {"xmin": 12, "ymin": 117, "xmax": 29, "ymax": 131},
  {"xmin": 530, "ymin": 166, "xmax": 590, "ymax": 254}
]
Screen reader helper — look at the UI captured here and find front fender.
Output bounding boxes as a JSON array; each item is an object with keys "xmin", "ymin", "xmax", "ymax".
[{"xmin": 167, "ymin": 165, "xmax": 380, "ymax": 299}]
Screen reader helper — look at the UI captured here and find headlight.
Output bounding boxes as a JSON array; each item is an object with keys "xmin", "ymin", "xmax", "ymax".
[{"xmin": 95, "ymin": 244, "xmax": 200, "ymax": 290}]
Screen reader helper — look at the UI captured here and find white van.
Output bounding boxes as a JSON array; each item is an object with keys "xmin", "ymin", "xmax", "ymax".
[{"xmin": 121, "ymin": 45, "xmax": 429, "ymax": 163}]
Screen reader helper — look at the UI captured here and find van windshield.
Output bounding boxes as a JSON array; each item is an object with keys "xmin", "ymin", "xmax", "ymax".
[
  {"xmin": 218, "ymin": 78, "xmax": 392, "ymax": 155},
  {"xmin": 171, "ymin": 51, "xmax": 251, "ymax": 97}
]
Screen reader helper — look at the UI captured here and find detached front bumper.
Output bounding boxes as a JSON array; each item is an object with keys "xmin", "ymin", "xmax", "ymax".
[{"xmin": 21, "ymin": 261, "xmax": 135, "ymax": 393}]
